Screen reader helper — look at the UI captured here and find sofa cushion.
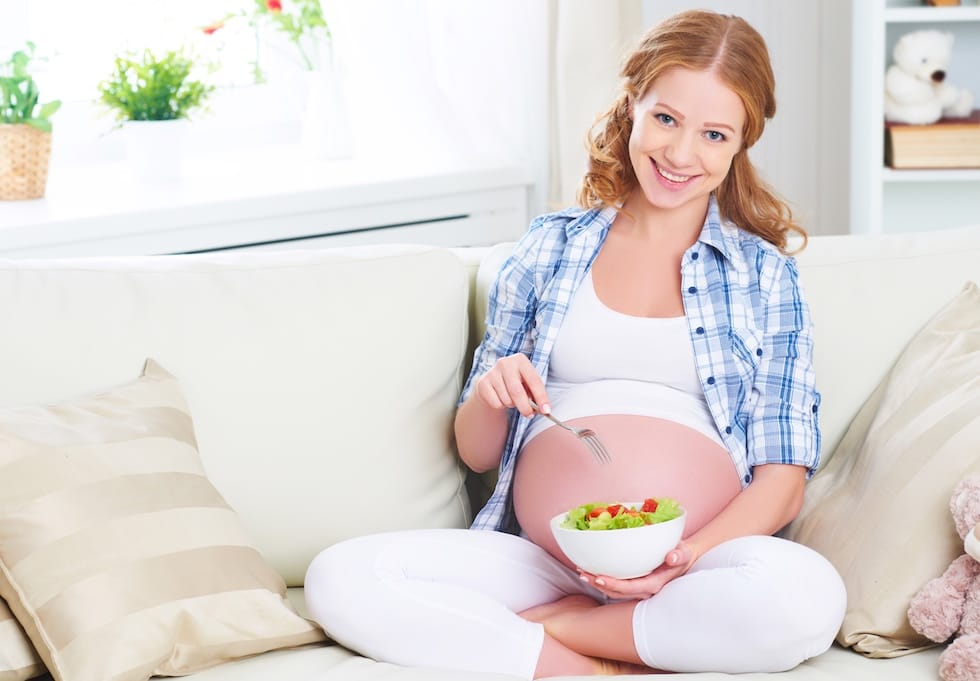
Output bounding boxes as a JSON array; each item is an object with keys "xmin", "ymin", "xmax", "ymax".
[
  {"xmin": 786, "ymin": 281, "xmax": 980, "ymax": 657},
  {"xmin": 0, "ymin": 599, "xmax": 43, "ymax": 681},
  {"xmin": 0, "ymin": 360, "xmax": 325, "ymax": 681},
  {"xmin": 159, "ymin": 592, "xmax": 948, "ymax": 681},
  {"xmin": 793, "ymin": 225, "xmax": 980, "ymax": 465},
  {"xmin": 0, "ymin": 245, "xmax": 472, "ymax": 586}
]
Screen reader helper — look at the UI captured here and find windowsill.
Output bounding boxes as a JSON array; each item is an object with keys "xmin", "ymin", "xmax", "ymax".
[{"xmin": 0, "ymin": 145, "xmax": 532, "ymax": 256}]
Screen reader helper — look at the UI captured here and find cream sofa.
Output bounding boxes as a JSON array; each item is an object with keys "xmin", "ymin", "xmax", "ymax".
[{"xmin": 1, "ymin": 223, "xmax": 979, "ymax": 681}]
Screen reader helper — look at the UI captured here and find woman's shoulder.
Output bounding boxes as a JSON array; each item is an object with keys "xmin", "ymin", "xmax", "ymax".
[
  {"xmin": 526, "ymin": 206, "xmax": 602, "ymax": 236},
  {"xmin": 509, "ymin": 206, "xmax": 607, "ymax": 259}
]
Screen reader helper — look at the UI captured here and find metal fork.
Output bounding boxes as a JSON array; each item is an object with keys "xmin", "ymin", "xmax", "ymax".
[{"xmin": 529, "ymin": 400, "xmax": 612, "ymax": 464}]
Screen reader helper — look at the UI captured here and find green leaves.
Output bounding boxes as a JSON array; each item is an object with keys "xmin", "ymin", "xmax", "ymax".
[
  {"xmin": 0, "ymin": 42, "xmax": 61, "ymax": 130},
  {"xmin": 97, "ymin": 48, "xmax": 215, "ymax": 122},
  {"xmin": 251, "ymin": 0, "xmax": 330, "ymax": 71}
]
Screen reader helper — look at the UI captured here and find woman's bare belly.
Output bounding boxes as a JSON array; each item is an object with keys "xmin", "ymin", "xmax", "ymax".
[{"xmin": 513, "ymin": 414, "xmax": 741, "ymax": 570}]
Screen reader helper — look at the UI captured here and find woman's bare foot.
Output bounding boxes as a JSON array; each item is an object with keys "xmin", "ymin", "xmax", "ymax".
[
  {"xmin": 533, "ymin": 633, "xmax": 654, "ymax": 678},
  {"xmin": 518, "ymin": 594, "xmax": 599, "ymax": 624},
  {"xmin": 524, "ymin": 597, "xmax": 657, "ymax": 677},
  {"xmin": 596, "ymin": 659, "xmax": 664, "ymax": 675}
]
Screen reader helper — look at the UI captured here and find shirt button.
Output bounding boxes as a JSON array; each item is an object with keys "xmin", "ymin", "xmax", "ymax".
[
  {"xmin": 756, "ymin": 348, "xmax": 763, "ymax": 357},
  {"xmin": 696, "ymin": 326, "xmax": 705, "ymax": 335},
  {"xmin": 725, "ymin": 426, "xmax": 732, "ymax": 434},
  {"xmin": 812, "ymin": 404, "xmax": 818, "ymax": 413},
  {"xmin": 687, "ymin": 286, "xmax": 697, "ymax": 294},
  {"xmin": 706, "ymin": 376, "xmax": 715, "ymax": 385},
  {"xmin": 691, "ymin": 252, "xmax": 699, "ymax": 260},
  {"xmin": 744, "ymin": 474, "xmax": 751, "ymax": 483}
]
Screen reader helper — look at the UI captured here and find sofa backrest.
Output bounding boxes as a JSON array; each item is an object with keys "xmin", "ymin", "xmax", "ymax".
[
  {"xmin": 0, "ymin": 245, "xmax": 474, "ymax": 586},
  {"xmin": 794, "ymin": 225, "xmax": 980, "ymax": 460},
  {"xmin": 471, "ymin": 224, "xmax": 980, "ymax": 467}
]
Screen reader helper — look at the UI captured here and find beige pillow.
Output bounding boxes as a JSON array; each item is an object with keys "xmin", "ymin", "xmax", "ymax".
[
  {"xmin": 0, "ymin": 599, "xmax": 43, "ymax": 681},
  {"xmin": 786, "ymin": 281, "xmax": 980, "ymax": 658},
  {"xmin": 0, "ymin": 360, "xmax": 325, "ymax": 681}
]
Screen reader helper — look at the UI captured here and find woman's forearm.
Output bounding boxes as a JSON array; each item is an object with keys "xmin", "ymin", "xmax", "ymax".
[
  {"xmin": 454, "ymin": 394, "xmax": 511, "ymax": 473},
  {"xmin": 683, "ymin": 464, "xmax": 806, "ymax": 563}
]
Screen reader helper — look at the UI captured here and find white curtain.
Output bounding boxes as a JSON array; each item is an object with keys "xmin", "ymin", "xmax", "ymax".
[
  {"xmin": 317, "ymin": 0, "xmax": 645, "ymax": 213},
  {"xmin": 549, "ymin": 0, "xmax": 644, "ymax": 209},
  {"xmin": 321, "ymin": 0, "xmax": 546, "ymax": 167}
]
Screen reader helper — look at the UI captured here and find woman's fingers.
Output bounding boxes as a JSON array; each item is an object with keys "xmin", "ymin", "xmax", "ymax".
[
  {"xmin": 664, "ymin": 541, "xmax": 696, "ymax": 571},
  {"xmin": 477, "ymin": 354, "xmax": 549, "ymax": 417},
  {"xmin": 578, "ymin": 572, "xmax": 654, "ymax": 600},
  {"xmin": 578, "ymin": 554, "xmax": 694, "ymax": 599}
]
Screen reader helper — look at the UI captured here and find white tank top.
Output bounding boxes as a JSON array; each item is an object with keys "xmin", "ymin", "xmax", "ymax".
[{"xmin": 524, "ymin": 270, "xmax": 723, "ymax": 446}]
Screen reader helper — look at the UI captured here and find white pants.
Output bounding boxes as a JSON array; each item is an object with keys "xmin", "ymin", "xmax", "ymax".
[{"xmin": 304, "ymin": 529, "xmax": 845, "ymax": 679}]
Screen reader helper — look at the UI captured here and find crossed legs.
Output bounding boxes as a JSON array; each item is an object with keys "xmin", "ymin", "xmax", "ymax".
[{"xmin": 304, "ymin": 529, "xmax": 845, "ymax": 679}]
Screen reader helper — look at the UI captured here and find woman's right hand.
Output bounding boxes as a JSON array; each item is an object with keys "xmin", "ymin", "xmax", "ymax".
[{"xmin": 473, "ymin": 353, "xmax": 550, "ymax": 418}]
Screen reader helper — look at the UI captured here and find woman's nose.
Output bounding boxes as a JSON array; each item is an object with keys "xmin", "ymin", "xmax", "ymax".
[{"xmin": 665, "ymin": 132, "xmax": 697, "ymax": 167}]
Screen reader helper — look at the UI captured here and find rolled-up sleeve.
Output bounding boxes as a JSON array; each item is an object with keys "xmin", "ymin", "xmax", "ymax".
[{"xmin": 745, "ymin": 256, "xmax": 821, "ymax": 475}]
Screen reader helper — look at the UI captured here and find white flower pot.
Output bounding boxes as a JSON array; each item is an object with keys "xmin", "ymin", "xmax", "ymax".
[
  {"xmin": 300, "ymin": 48, "xmax": 352, "ymax": 160},
  {"xmin": 122, "ymin": 119, "xmax": 188, "ymax": 181}
]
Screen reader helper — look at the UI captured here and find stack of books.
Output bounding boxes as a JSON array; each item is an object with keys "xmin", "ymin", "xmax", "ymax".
[{"xmin": 884, "ymin": 110, "xmax": 980, "ymax": 169}]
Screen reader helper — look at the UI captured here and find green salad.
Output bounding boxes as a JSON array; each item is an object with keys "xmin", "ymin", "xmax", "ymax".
[{"xmin": 560, "ymin": 497, "xmax": 682, "ymax": 531}]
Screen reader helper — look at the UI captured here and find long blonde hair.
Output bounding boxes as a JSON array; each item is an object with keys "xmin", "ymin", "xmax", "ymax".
[{"xmin": 577, "ymin": 10, "xmax": 806, "ymax": 252}]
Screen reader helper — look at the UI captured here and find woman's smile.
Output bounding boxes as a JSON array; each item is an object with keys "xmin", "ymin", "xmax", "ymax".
[{"xmin": 652, "ymin": 159, "xmax": 699, "ymax": 188}]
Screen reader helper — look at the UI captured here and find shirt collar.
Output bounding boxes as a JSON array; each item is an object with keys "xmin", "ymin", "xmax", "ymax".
[
  {"xmin": 563, "ymin": 206, "xmax": 618, "ymax": 239},
  {"xmin": 563, "ymin": 196, "xmax": 746, "ymax": 271},
  {"xmin": 697, "ymin": 195, "xmax": 747, "ymax": 271}
]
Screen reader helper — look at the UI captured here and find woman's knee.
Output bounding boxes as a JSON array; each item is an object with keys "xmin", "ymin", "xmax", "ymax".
[
  {"xmin": 753, "ymin": 538, "xmax": 846, "ymax": 668},
  {"xmin": 304, "ymin": 534, "xmax": 383, "ymax": 635},
  {"xmin": 690, "ymin": 536, "xmax": 845, "ymax": 671}
]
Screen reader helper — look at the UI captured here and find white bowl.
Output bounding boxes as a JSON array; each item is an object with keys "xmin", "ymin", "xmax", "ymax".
[{"xmin": 550, "ymin": 502, "xmax": 686, "ymax": 579}]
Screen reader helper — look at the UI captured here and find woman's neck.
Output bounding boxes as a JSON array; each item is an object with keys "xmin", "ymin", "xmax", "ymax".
[{"xmin": 616, "ymin": 190, "xmax": 709, "ymax": 248}]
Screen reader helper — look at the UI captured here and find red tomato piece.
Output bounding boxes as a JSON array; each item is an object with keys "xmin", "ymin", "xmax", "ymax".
[
  {"xmin": 606, "ymin": 504, "xmax": 624, "ymax": 517},
  {"xmin": 588, "ymin": 506, "xmax": 607, "ymax": 519},
  {"xmin": 641, "ymin": 498, "xmax": 658, "ymax": 513}
]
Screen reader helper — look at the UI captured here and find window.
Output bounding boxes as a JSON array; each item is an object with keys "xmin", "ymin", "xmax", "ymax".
[{"xmin": 3, "ymin": 1, "xmax": 544, "ymax": 171}]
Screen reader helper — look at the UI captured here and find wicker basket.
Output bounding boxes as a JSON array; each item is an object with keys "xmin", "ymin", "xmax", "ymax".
[{"xmin": 0, "ymin": 124, "xmax": 53, "ymax": 200}]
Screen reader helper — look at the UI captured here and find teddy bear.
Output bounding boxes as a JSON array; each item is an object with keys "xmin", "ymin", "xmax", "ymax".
[
  {"xmin": 907, "ymin": 475, "xmax": 980, "ymax": 681},
  {"xmin": 884, "ymin": 29, "xmax": 974, "ymax": 125}
]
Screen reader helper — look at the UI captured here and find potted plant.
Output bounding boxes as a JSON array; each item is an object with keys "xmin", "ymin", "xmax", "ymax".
[
  {"xmin": 204, "ymin": 0, "xmax": 350, "ymax": 158},
  {"xmin": 0, "ymin": 42, "xmax": 61, "ymax": 200},
  {"xmin": 97, "ymin": 47, "xmax": 214, "ymax": 180}
]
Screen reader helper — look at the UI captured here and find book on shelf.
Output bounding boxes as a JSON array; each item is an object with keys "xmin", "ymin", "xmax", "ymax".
[{"xmin": 884, "ymin": 110, "xmax": 980, "ymax": 170}]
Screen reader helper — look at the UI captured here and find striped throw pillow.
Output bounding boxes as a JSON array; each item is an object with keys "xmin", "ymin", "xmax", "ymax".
[
  {"xmin": 0, "ymin": 359, "xmax": 325, "ymax": 681},
  {"xmin": 0, "ymin": 599, "xmax": 43, "ymax": 681}
]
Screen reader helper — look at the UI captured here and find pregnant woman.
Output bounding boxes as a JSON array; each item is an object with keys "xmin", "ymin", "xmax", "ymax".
[{"xmin": 305, "ymin": 9, "xmax": 846, "ymax": 678}]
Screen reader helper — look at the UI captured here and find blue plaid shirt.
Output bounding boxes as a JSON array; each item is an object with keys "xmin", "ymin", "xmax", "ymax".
[{"xmin": 461, "ymin": 195, "xmax": 821, "ymax": 534}]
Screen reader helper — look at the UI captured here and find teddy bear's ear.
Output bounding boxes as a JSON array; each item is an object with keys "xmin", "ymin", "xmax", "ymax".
[{"xmin": 966, "ymin": 525, "xmax": 980, "ymax": 562}]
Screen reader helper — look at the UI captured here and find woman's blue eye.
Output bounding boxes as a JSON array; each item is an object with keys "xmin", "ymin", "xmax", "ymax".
[
  {"xmin": 705, "ymin": 130, "xmax": 726, "ymax": 142},
  {"xmin": 655, "ymin": 113, "xmax": 674, "ymax": 125}
]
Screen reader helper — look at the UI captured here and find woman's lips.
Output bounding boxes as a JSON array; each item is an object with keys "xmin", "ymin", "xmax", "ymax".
[{"xmin": 653, "ymin": 159, "xmax": 697, "ymax": 188}]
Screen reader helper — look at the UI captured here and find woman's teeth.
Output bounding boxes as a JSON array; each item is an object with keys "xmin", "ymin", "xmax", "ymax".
[{"xmin": 656, "ymin": 164, "xmax": 690, "ymax": 183}]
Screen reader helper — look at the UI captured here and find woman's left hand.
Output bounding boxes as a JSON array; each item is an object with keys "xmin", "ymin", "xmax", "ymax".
[{"xmin": 578, "ymin": 541, "xmax": 697, "ymax": 600}]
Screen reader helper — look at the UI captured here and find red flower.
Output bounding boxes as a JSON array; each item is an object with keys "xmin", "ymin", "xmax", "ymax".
[
  {"xmin": 266, "ymin": 0, "xmax": 283, "ymax": 11},
  {"xmin": 202, "ymin": 21, "xmax": 225, "ymax": 35}
]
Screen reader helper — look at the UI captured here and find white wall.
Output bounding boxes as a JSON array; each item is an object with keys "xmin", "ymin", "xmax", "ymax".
[{"xmin": 641, "ymin": 0, "xmax": 852, "ymax": 236}]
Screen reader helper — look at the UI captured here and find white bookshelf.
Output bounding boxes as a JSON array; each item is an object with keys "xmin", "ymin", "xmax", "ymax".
[{"xmin": 851, "ymin": 0, "xmax": 980, "ymax": 234}]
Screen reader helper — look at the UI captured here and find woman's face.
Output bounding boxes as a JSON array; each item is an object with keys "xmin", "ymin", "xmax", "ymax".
[{"xmin": 628, "ymin": 67, "xmax": 746, "ymax": 213}]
